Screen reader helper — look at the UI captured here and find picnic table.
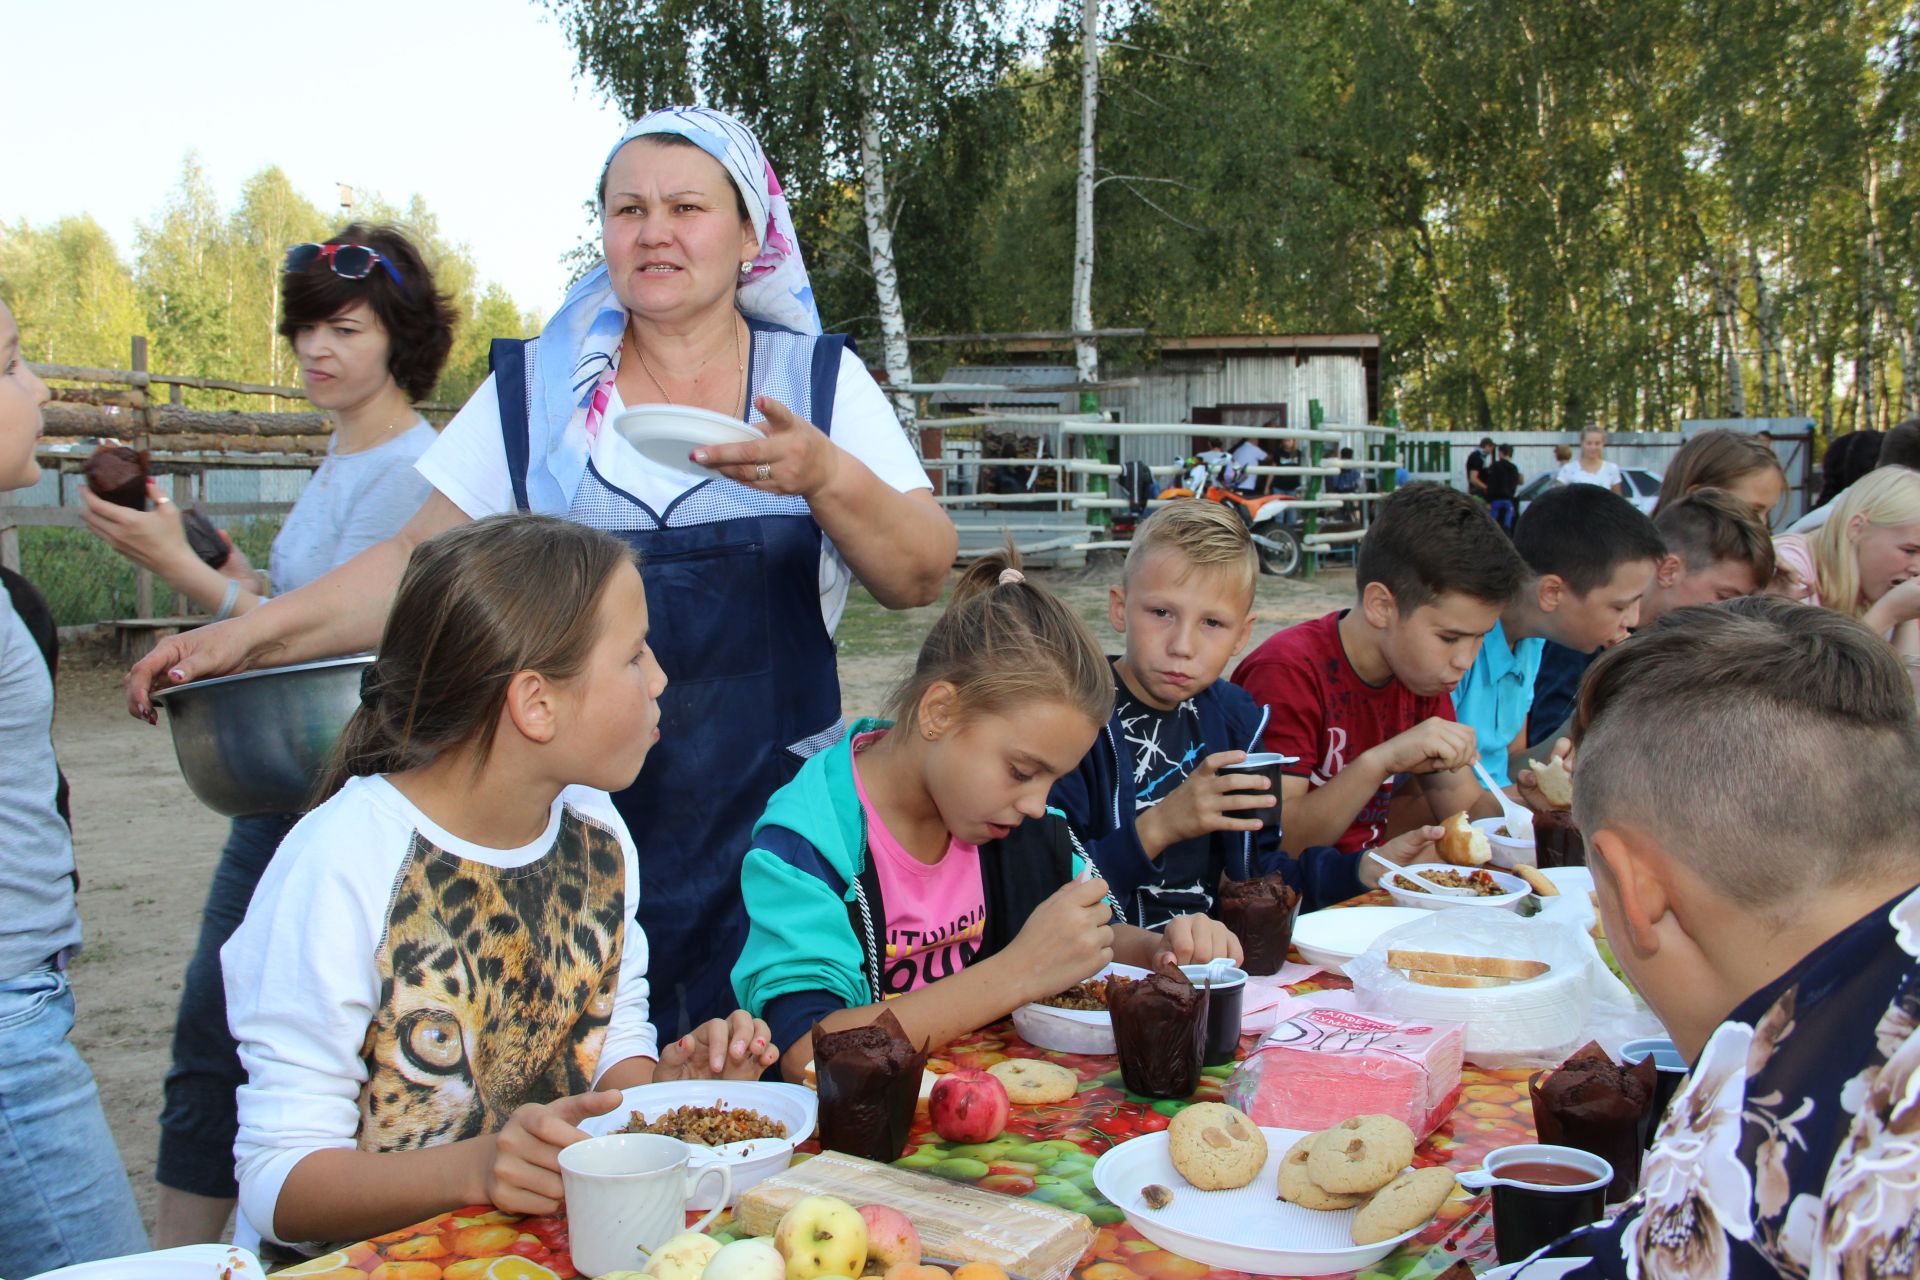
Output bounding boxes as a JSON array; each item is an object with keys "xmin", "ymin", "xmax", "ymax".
[{"xmin": 292, "ymin": 920, "xmax": 1544, "ymax": 1280}]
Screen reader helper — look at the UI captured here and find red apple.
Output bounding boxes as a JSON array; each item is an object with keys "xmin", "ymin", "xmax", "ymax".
[
  {"xmin": 928, "ymin": 1069, "xmax": 1010, "ymax": 1144},
  {"xmin": 857, "ymin": 1204, "xmax": 920, "ymax": 1276}
]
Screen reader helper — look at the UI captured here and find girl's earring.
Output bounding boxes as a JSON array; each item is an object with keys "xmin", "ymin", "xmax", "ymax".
[{"xmin": 739, "ymin": 262, "xmax": 753, "ymax": 278}]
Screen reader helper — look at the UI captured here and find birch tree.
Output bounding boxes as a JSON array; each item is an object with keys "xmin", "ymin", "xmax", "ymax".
[{"xmin": 1070, "ymin": 0, "xmax": 1099, "ymax": 389}]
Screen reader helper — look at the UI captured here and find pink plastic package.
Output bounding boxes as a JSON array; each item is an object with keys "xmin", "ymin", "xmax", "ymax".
[{"xmin": 1223, "ymin": 993, "xmax": 1465, "ymax": 1140}]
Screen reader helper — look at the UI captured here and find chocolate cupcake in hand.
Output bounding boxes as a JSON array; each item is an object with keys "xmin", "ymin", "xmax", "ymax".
[{"xmin": 83, "ymin": 444, "xmax": 232, "ymax": 570}]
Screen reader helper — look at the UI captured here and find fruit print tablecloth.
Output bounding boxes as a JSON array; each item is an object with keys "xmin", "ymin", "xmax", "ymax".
[{"xmin": 291, "ymin": 987, "xmax": 1540, "ymax": 1280}]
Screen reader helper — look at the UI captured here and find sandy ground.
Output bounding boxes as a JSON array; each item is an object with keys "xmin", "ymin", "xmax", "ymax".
[{"xmin": 52, "ymin": 562, "xmax": 1355, "ymax": 1235}]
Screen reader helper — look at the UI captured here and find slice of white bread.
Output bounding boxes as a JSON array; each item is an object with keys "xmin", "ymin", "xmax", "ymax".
[
  {"xmin": 1527, "ymin": 756, "xmax": 1574, "ymax": 808},
  {"xmin": 1514, "ymin": 865, "xmax": 1558, "ymax": 896},
  {"xmin": 1386, "ymin": 949, "xmax": 1551, "ymax": 981},
  {"xmin": 1436, "ymin": 811, "xmax": 1492, "ymax": 866}
]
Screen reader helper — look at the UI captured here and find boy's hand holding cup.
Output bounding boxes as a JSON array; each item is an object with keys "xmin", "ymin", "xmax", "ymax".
[
  {"xmin": 1138, "ymin": 751, "xmax": 1277, "ymax": 854},
  {"xmin": 1008, "ymin": 875, "xmax": 1117, "ymax": 1001},
  {"xmin": 479, "ymin": 1090, "xmax": 622, "ymax": 1215}
]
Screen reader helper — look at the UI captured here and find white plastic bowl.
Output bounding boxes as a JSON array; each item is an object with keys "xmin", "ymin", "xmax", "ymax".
[
  {"xmin": 1382, "ymin": 864, "xmax": 1531, "ymax": 912},
  {"xmin": 1473, "ymin": 815, "xmax": 1537, "ymax": 869},
  {"xmin": 1010, "ymin": 962, "xmax": 1150, "ymax": 1054}
]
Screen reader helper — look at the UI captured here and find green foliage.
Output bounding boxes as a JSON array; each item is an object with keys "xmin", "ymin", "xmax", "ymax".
[
  {"xmin": 0, "ymin": 215, "xmax": 143, "ymax": 369},
  {"xmin": 1, "ymin": 155, "xmax": 537, "ymax": 410}
]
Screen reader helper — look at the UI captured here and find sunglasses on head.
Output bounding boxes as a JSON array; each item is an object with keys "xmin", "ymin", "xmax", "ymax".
[{"xmin": 283, "ymin": 242, "xmax": 408, "ymax": 293}]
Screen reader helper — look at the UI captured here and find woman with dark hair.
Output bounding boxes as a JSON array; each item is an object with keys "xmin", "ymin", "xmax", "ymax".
[
  {"xmin": 128, "ymin": 108, "xmax": 955, "ymax": 1051},
  {"xmin": 83, "ymin": 222, "xmax": 456, "ymax": 1245}
]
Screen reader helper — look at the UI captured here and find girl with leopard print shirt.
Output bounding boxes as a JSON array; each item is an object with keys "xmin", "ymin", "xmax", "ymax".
[{"xmin": 223, "ymin": 516, "xmax": 777, "ymax": 1248}]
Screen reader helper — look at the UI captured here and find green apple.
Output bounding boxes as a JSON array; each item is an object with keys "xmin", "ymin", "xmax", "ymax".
[
  {"xmin": 773, "ymin": 1196, "xmax": 868, "ymax": 1280},
  {"xmin": 643, "ymin": 1233, "xmax": 722, "ymax": 1280}
]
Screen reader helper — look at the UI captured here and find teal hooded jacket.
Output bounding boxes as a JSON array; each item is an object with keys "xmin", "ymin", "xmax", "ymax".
[{"xmin": 731, "ymin": 718, "xmax": 1105, "ymax": 1052}]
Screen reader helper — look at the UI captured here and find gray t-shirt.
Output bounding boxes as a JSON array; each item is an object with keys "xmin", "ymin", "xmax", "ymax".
[
  {"xmin": 0, "ymin": 589, "xmax": 81, "ymax": 979},
  {"xmin": 269, "ymin": 421, "xmax": 436, "ymax": 596}
]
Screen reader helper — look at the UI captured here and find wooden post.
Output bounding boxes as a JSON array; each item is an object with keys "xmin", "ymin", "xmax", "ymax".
[
  {"xmin": 132, "ymin": 336, "xmax": 153, "ymax": 617},
  {"xmin": 1303, "ymin": 399, "xmax": 1325, "ymax": 579}
]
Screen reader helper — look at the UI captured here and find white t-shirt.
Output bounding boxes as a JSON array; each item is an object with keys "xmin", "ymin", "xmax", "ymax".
[
  {"xmin": 269, "ymin": 421, "xmax": 436, "ymax": 596},
  {"xmin": 225, "ymin": 776, "xmax": 657, "ymax": 1245},
  {"xmin": 416, "ymin": 351, "xmax": 931, "ymax": 633},
  {"xmin": 1229, "ymin": 440, "xmax": 1267, "ymax": 492},
  {"xmin": 1556, "ymin": 459, "xmax": 1623, "ymax": 490}
]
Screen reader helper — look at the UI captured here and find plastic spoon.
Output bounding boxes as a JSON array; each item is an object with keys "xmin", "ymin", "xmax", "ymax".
[
  {"xmin": 1472, "ymin": 759, "xmax": 1535, "ymax": 841},
  {"xmin": 1455, "ymin": 1168, "xmax": 1503, "ymax": 1191},
  {"xmin": 1368, "ymin": 851, "xmax": 1473, "ymax": 897}
]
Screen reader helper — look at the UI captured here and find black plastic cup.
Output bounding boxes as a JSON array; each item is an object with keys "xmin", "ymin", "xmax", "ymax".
[
  {"xmin": 1219, "ymin": 753, "xmax": 1288, "ymax": 831},
  {"xmin": 1622, "ymin": 1038, "xmax": 1690, "ymax": 1147},
  {"xmin": 1180, "ymin": 964, "xmax": 1248, "ymax": 1066},
  {"xmin": 1480, "ymin": 1144, "xmax": 1614, "ymax": 1264}
]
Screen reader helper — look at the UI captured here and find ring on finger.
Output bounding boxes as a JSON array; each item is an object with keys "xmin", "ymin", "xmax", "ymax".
[{"xmin": 754, "ymin": 463, "xmax": 772, "ymax": 482}]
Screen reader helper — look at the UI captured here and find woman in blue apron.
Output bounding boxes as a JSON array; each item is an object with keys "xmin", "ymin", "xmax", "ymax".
[{"xmin": 128, "ymin": 107, "xmax": 956, "ymax": 1040}]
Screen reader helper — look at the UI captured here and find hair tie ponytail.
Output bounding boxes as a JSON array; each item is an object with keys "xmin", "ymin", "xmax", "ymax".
[
  {"xmin": 998, "ymin": 568, "xmax": 1026, "ymax": 586},
  {"xmin": 358, "ymin": 662, "xmax": 382, "ymax": 708}
]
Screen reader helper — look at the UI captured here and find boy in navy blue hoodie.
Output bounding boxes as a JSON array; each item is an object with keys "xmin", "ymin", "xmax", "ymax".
[{"xmin": 1053, "ymin": 502, "xmax": 1442, "ymax": 926}]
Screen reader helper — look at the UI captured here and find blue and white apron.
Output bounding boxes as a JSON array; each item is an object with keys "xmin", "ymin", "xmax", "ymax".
[{"xmin": 491, "ymin": 318, "xmax": 847, "ymax": 1037}]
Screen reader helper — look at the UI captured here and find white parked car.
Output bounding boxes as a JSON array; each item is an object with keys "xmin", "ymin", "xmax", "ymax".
[{"xmin": 1516, "ymin": 467, "xmax": 1662, "ymax": 516}]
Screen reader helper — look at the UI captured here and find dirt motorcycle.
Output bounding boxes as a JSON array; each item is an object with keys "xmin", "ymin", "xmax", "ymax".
[{"xmin": 1124, "ymin": 455, "xmax": 1302, "ymax": 577}]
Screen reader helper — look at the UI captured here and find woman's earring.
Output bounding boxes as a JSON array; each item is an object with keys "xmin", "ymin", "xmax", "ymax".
[{"xmin": 739, "ymin": 262, "xmax": 753, "ymax": 278}]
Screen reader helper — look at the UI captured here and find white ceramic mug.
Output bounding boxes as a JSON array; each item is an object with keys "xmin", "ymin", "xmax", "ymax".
[{"xmin": 560, "ymin": 1133, "xmax": 731, "ymax": 1277}]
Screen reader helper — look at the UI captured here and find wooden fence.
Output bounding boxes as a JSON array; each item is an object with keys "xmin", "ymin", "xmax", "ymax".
[{"xmin": 1, "ymin": 338, "xmax": 455, "ymax": 612}]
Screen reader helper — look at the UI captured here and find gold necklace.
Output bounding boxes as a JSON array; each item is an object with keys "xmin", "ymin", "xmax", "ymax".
[{"xmin": 631, "ymin": 316, "xmax": 745, "ymax": 411}]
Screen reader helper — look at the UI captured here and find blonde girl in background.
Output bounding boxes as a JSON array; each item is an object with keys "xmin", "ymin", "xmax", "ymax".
[
  {"xmin": 1556, "ymin": 427, "xmax": 1625, "ymax": 494},
  {"xmin": 1772, "ymin": 466, "xmax": 1920, "ymax": 669}
]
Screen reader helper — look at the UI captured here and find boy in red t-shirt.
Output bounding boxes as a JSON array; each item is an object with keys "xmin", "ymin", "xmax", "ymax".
[{"xmin": 1233, "ymin": 484, "xmax": 1527, "ymax": 853}]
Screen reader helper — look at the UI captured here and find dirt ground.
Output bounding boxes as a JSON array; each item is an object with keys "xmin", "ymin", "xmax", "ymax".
[{"xmin": 52, "ymin": 561, "xmax": 1355, "ymax": 1234}]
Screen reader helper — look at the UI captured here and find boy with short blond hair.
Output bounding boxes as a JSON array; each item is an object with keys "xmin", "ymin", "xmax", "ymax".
[
  {"xmin": 1233, "ymin": 483, "xmax": 1527, "ymax": 855},
  {"xmin": 1054, "ymin": 501, "xmax": 1444, "ymax": 923},
  {"xmin": 1527, "ymin": 596, "xmax": 1920, "ymax": 1277}
]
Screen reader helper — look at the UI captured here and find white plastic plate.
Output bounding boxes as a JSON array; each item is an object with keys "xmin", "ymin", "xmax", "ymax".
[
  {"xmin": 28, "ymin": 1246, "xmax": 264, "ymax": 1280},
  {"xmin": 1090, "ymin": 1128, "xmax": 1427, "ymax": 1277},
  {"xmin": 1290, "ymin": 906, "xmax": 1434, "ymax": 975},
  {"xmin": 577, "ymin": 1079, "xmax": 816, "ymax": 1207},
  {"xmin": 612, "ymin": 405, "xmax": 765, "ymax": 479}
]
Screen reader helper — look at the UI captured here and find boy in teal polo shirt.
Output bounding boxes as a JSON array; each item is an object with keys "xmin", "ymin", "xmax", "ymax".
[{"xmin": 1452, "ymin": 486, "xmax": 1663, "ymax": 785}]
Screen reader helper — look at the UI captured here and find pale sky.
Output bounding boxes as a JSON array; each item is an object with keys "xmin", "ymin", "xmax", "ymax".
[{"xmin": 1, "ymin": 0, "xmax": 632, "ymax": 315}]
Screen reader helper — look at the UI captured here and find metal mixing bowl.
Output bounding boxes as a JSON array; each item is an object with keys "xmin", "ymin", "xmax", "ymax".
[{"xmin": 151, "ymin": 655, "xmax": 374, "ymax": 817}]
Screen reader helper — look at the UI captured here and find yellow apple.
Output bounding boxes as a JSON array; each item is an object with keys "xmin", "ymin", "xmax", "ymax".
[{"xmin": 774, "ymin": 1196, "xmax": 868, "ymax": 1280}]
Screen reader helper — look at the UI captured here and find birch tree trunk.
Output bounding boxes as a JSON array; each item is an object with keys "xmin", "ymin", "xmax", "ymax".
[
  {"xmin": 855, "ymin": 52, "xmax": 920, "ymax": 448},
  {"xmin": 1715, "ymin": 255, "xmax": 1746, "ymax": 417},
  {"xmin": 1070, "ymin": 0, "xmax": 1100, "ymax": 387}
]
